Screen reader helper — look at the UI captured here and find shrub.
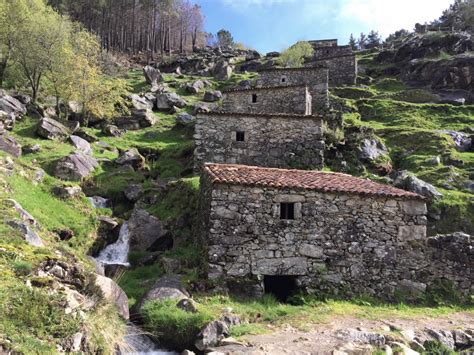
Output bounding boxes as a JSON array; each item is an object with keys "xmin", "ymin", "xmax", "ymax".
[
  {"xmin": 12, "ymin": 260, "xmax": 33, "ymax": 276},
  {"xmin": 279, "ymin": 41, "xmax": 314, "ymax": 67}
]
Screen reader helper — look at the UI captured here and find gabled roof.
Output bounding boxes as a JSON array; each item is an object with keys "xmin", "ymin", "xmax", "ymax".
[{"xmin": 204, "ymin": 163, "xmax": 424, "ymax": 200}]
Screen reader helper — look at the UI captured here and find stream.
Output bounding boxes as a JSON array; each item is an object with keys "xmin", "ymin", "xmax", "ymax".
[{"xmin": 91, "ymin": 198, "xmax": 177, "ymax": 354}]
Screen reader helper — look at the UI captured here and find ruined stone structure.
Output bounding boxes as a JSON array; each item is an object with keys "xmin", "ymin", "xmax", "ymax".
[
  {"xmin": 200, "ymin": 164, "xmax": 472, "ymax": 299},
  {"xmin": 257, "ymin": 67, "xmax": 329, "ymax": 111},
  {"xmin": 194, "ymin": 112, "xmax": 323, "ymax": 171},
  {"xmin": 221, "ymin": 85, "xmax": 312, "ymax": 115},
  {"xmin": 307, "ymin": 39, "xmax": 357, "ymax": 86}
]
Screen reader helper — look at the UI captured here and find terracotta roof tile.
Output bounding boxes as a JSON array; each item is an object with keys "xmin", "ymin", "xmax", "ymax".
[{"xmin": 204, "ymin": 164, "xmax": 424, "ymax": 200}]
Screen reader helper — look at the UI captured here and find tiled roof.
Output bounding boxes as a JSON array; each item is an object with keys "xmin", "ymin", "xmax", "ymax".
[
  {"xmin": 197, "ymin": 111, "xmax": 322, "ymax": 119},
  {"xmin": 258, "ymin": 65, "xmax": 328, "ymax": 72},
  {"xmin": 204, "ymin": 164, "xmax": 424, "ymax": 200},
  {"xmin": 223, "ymin": 84, "xmax": 307, "ymax": 93}
]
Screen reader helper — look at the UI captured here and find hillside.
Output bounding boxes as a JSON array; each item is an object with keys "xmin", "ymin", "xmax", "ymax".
[{"xmin": 0, "ymin": 14, "xmax": 473, "ymax": 355}]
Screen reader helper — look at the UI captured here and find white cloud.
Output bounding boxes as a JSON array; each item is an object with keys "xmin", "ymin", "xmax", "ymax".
[{"xmin": 339, "ymin": 0, "xmax": 454, "ymax": 36}]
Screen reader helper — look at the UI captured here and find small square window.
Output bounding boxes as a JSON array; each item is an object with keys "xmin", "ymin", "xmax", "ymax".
[
  {"xmin": 251, "ymin": 94, "xmax": 257, "ymax": 103},
  {"xmin": 281, "ymin": 77, "xmax": 286, "ymax": 83},
  {"xmin": 280, "ymin": 203, "xmax": 295, "ymax": 220},
  {"xmin": 236, "ymin": 131, "xmax": 245, "ymax": 142}
]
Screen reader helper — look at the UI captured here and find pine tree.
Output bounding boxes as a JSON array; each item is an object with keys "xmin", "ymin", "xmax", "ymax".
[
  {"xmin": 349, "ymin": 33, "xmax": 357, "ymax": 50},
  {"xmin": 358, "ymin": 32, "xmax": 367, "ymax": 50},
  {"xmin": 366, "ymin": 30, "xmax": 382, "ymax": 49}
]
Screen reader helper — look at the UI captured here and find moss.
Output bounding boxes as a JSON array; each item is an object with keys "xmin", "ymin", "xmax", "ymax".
[
  {"xmin": 373, "ymin": 78, "xmax": 406, "ymax": 92},
  {"xmin": 332, "ymin": 87, "xmax": 376, "ymax": 100}
]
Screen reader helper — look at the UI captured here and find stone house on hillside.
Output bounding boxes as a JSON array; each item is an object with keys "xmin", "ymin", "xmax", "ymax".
[
  {"xmin": 307, "ymin": 39, "xmax": 357, "ymax": 86},
  {"xmin": 221, "ymin": 85, "xmax": 312, "ymax": 115},
  {"xmin": 200, "ymin": 163, "xmax": 432, "ymax": 299},
  {"xmin": 257, "ymin": 67, "xmax": 329, "ymax": 111},
  {"xmin": 194, "ymin": 112, "xmax": 324, "ymax": 172}
]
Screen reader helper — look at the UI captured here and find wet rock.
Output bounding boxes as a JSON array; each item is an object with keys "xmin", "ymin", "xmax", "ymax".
[
  {"xmin": 177, "ymin": 298, "xmax": 198, "ymax": 313},
  {"xmin": 143, "ymin": 65, "xmax": 163, "ymax": 86},
  {"xmin": 0, "ymin": 132, "xmax": 22, "ymax": 157},
  {"xmin": 176, "ymin": 112, "xmax": 196, "ymax": 126},
  {"xmin": 156, "ymin": 92, "xmax": 187, "ymax": 111},
  {"xmin": 203, "ymin": 90, "xmax": 223, "ymax": 102},
  {"xmin": 116, "ymin": 148, "xmax": 145, "ymax": 170},
  {"xmin": 128, "ymin": 208, "xmax": 168, "ymax": 251},
  {"xmin": 37, "ymin": 117, "xmax": 70, "ymax": 140},
  {"xmin": 69, "ymin": 135, "xmax": 92, "ymax": 155},
  {"xmin": 54, "ymin": 152, "xmax": 98, "ymax": 181},
  {"xmin": 138, "ymin": 274, "xmax": 189, "ymax": 311},
  {"xmin": 94, "ymin": 274, "xmax": 129, "ymax": 319},
  {"xmin": 53, "ymin": 185, "xmax": 83, "ymax": 198},
  {"xmin": 393, "ymin": 170, "xmax": 442, "ymax": 200}
]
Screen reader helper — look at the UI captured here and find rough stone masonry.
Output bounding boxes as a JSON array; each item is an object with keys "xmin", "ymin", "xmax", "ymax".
[
  {"xmin": 194, "ymin": 112, "xmax": 324, "ymax": 172},
  {"xmin": 200, "ymin": 164, "xmax": 472, "ymax": 299}
]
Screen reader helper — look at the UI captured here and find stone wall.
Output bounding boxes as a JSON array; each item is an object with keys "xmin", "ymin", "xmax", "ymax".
[
  {"xmin": 258, "ymin": 67, "xmax": 329, "ymax": 112},
  {"xmin": 310, "ymin": 54, "xmax": 357, "ymax": 86},
  {"xmin": 309, "ymin": 39, "xmax": 338, "ymax": 48},
  {"xmin": 194, "ymin": 112, "xmax": 324, "ymax": 172},
  {"xmin": 313, "ymin": 45, "xmax": 353, "ymax": 60},
  {"xmin": 221, "ymin": 86, "xmax": 312, "ymax": 115}
]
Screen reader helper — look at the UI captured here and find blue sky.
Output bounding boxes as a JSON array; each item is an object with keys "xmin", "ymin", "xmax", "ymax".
[{"xmin": 197, "ymin": 0, "xmax": 454, "ymax": 53}]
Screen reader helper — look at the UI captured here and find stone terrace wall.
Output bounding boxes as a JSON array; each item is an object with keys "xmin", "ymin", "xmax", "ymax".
[
  {"xmin": 313, "ymin": 45, "xmax": 353, "ymax": 60},
  {"xmin": 203, "ymin": 183, "xmax": 429, "ymax": 299},
  {"xmin": 221, "ymin": 86, "xmax": 312, "ymax": 115},
  {"xmin": 194, "ymin": 113, "xmax": 324, "ymax": 172},
  {"xmin": 258, "ymin": 67, "xmax": 329, "ymax": 112}
]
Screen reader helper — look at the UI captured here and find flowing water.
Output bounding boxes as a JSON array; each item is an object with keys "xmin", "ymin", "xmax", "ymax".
[
  {"xmin": 122, "ymin": 325, "xmax": 178, "ymax": 355},
  {"xmin": 96, "ymin": 222, "xmax": 130, "ymax": 266}
]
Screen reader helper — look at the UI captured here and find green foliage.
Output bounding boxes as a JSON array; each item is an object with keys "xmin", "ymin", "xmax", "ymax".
[
  {"xmin": 423, "ymin": 340, "xmax": 456, "ymax": 355},
  {"xmin": 332, "ymin": 87, "xmax": 376, "ymax": 100},
  {"xmin": 216, "ymin": 28, "xmax": 234, "ymax": 47},
  {"xmin": 373, "ymin": 78, "xmax": 407, "ymax": 92},
  {"xmin": 424, "ymin": 279, "xmax": 466, "ymax": 306},
  {"xmin": 12, "ymin": 260, "xmax": 33, "ymax": 276},
  {"xmin": 118, "ymin": 263, "xmax": 164, "ymax": 308},
  {"xmin": 142, "ymin": 299, "xmax": 215, "ymax": 349},
  {"xmin": 279, "ymin": 41, "xmax": 314, "ymax": 67}
]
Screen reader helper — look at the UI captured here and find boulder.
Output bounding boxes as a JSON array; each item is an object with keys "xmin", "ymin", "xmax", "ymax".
[
  {"xmin": 161, "ymin": 257, "xmax": 181, "ymax": 274},
  {"xmin": 138, "ymin": 274, "xmax": 189, "ymax": 311},
  {"xmin": 245, "ymin": 50, "xmax": 261, "ymax": 61},
  {"xmin": 132, "ymin": 108, "xmax": 156, "ymax": 127},
  {"xmin": 74, "ymin": 129, "xmax": 98, "ymax": 143},
  {"xmin": 397, "ymin": 279, "xmax": 427, "ymax": 300},
  {"xmin": 54, "ymin": 152, "xmax": 98, "ymax": 181},
  {"xmin": 438, "ymin": 130, "xmax": 472, "ymax": 151},
  {"xmin": 393, "ymin": 170, "xmax": 442, "ymax": 200},
  {"xmin": 203, "ymin": 90, "xmax": 223, "ymax": 102},
  {"xmin": 266, "ymin": 51, "xmax": 280, "ymax": 58},
  {"xmin": 23, "ymin": 144, "xmax": 41, "ymax": 154},
  {"xmin": 239, "ymin": 59, "xmax": 264, "ymax": 72},
  {"xmin": 102, "ymin": 124, "xmax": 124, "ymax": 137},
  {"xmin": 124, "ymin": 184, "xmax": 143, "ymax": 202},
  {"xmin": 213, "ymin": 60, "xmax": 233, "ymax": 80},
  {"xmin": 0, "ymin": 133, "xmax": 22, "ymax": 157},
  {"xmin": 130, "ymin": 94, "xmax": 154, "ymax": 111},
  {"xmin": 37, "ymin": 117, "xmax": 70, "ymax": 141},
  {"xmin": 156, "ymin": 93, "xmax": 187, "ymax": 111},
  {"xmin": 176, "ymin": 112, "xmax": 196, "ymax": 126},
  {"xmin": 94, "ymin": 274, "xmax": 129, "ymax": 319},
  {"xmin": 336, "ymin": 329, "xmax": 386, "ymax": 347},
  {"xmin": 128, "ymin": 208, "xmax": 168, "ymax": 251},
  {"xmin": 238, "ymin": 80, "xmax": 252, "ymax": 89},
  {"xmin": 0, "ymin": 111, "xmax": 15, "ymax": 130},
  {"xmin": 425, "ymin": 329, "xmax": 455, "ymax": 350},
  {"xmin": 143, "ymin": 65, "xmax": 163, "ymax": 86},
  {"xmin": 185, "ymin": 80, "xmax": 205, "ymax": 94},
  {"xmin": 53, "ymin": 185, "xmax": 83, "ymax": 198},
  {"xmin": 69, "ymin": 135, "xmax": 92, "ymax": 155},
  {"xmin": 358, "ymin": 138, "xmax": 389, "ymax": 161},
  {"xmin": 192, "ymin": 103, "xmax": 211, "ymax": 115},
  {"xmin": 177, "ymin": 298, "xmax": 198, "ymax": 313},
  {"xmin": 116, "ymin": 148, "xmax": 145, "ymax": 170},
  {"xmin": 195, "ymin": 315, "xmax": 241, "ymax": 351},
  {"xmin": 6, "ymin": 219, "xmax": 44, "ymax": 247},
  {"xmin": 0, "ymin": 93, "xmax": 27, "ymax": 119},
  {"xmin": 13, "ymin": 94, "xmax": 31, "ymax": 105}
]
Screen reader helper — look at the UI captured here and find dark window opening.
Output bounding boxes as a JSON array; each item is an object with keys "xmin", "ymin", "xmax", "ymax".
[
  {"xmin": 281, "ymin": 77, "xmax": 286, "ymax": 83},
  {"xmin": 264, "ymin": 275, "xmax": 298, "ymax": 302},
  {"xmin": 252, "ymin": 94, "xmax": 258, "ymax": 103},
  {"xmin": 326, "ymin": 49, "xmax": 329, "ymax": 54},
  {"xmin": 236, "ymin": 131, "xmax": 245, "ymax": 142},
  {"xmin": 280, "ymin": 202, "xmax": 295, "ymax": 220}
]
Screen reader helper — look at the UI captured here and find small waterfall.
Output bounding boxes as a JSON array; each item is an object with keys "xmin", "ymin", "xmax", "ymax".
[
  {"xmin": 121, "ymin": 325, "xmax": 178, "ymax": 355},
  {"xmin": 89, "ymin": 196, "xmax": 109, "ymax": 208},
  {"xmin": 96, "ymin": 222, "xmax": 130, "ymax": 266}
]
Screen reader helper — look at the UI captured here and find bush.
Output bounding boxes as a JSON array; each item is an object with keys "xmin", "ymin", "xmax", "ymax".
[
  {"xmin": 374, "ymin": 78, "xmax": 406, "ymax": 92},
  {"xmin": 13, "ymin": 260, "xmax": 33, "ymax": 276},
  {"xmin": 142, "ymin": 299, "xmax": 215, "ymax": 350},
  {"xmin": 279, "ymin": 41, "xmax": 314, "ymax": 67}
]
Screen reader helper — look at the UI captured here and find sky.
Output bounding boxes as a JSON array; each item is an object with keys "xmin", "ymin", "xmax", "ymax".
[{"xmin": 197, "ymin": 0, "xmax": 455, "ymax": 53}]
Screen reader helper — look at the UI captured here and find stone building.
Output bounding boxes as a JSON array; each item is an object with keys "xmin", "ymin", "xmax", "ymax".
[
  {"xmin": 194, "ymin": 112, "xmax": 324, "ymax": 172},
  {"xmin": 221, "ymin": 85, "xmax": 312, "ymax": 115},
  {"xmin": 307, "ymin": 39, "xmax": 357, "ymax": 86},
  {"xmin": 200, "ymin": 163, "xmax": 439, "ymax": 299},
  {"xmin": 257, "ymin": 67, "xmax": 329, "ymax": 111}
]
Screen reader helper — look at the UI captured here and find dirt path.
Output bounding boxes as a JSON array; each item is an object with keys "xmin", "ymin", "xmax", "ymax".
[{"xmin": 213, "ymin": 312, "xmax": 474, "ymax": 354}]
